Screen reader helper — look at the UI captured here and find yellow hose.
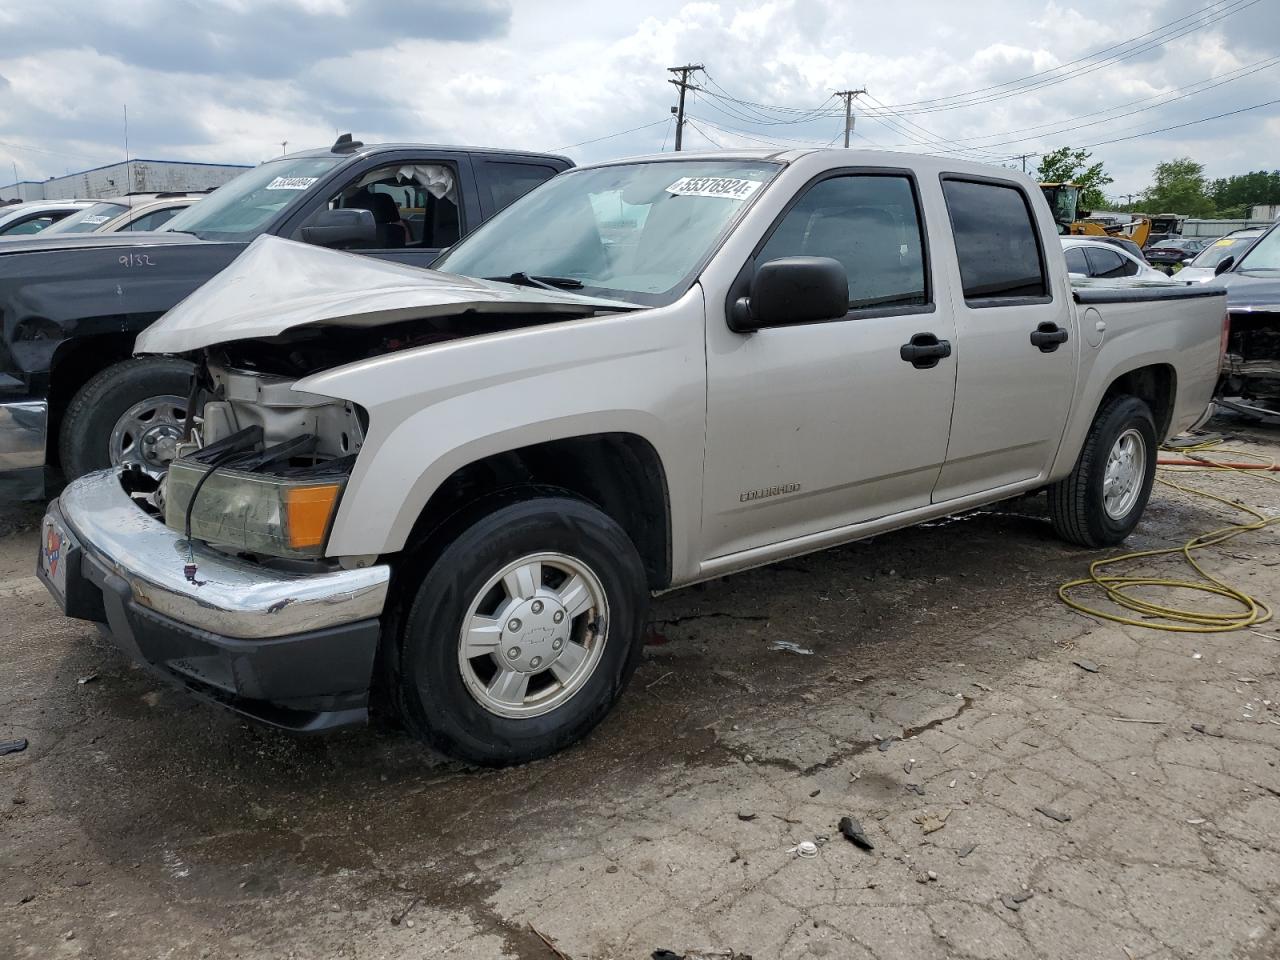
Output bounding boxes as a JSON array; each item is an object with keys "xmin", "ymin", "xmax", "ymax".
[{"xmin": 1058, "ymin": 441, "xmax": 1280, "ymax": 632}]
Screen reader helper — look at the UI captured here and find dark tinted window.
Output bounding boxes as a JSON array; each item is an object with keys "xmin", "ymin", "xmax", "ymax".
[
  {"xmin": 0, "ymin": 214, "xmax": 58, "ymax": 235},
  {"xmin": 484, "ymin": 162, "xmax": 559, "ymax": 214},
  {"xmin": 1064, "ymin": 247, "xmax": 1088, "ymax": 275},
  {"xmin": 1084, "ymin": 246, "xmax": 1137, "ymax": 278},
  {"xmin": 942, "ymin": 179, "xmax": 1047, "ymax": 301},
  {"xmin": 758, "ymin": 175, "xmax": 927, "ymax": 310}
]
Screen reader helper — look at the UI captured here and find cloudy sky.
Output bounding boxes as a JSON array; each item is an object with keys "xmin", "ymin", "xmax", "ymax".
[{"xmin": 1, "ymin": 0, "xmax": 1277, "ymax": 198}]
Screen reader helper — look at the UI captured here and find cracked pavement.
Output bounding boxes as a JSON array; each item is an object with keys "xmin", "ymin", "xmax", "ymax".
[{"xmin": 3, "ymin": 420, "xmax": 1279, "ymax": 959}]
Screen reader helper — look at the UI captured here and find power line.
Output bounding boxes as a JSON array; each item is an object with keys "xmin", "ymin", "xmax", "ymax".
[
  {"xmin": 1075, "ymin": 95, "xmax": 1280, "ymax": 150},
  {"xmin": 554, "ymin": 119, "xmax": 669, "ymax": 151},
  {"xmin": 834, "ymin": 89, "xmax": 866, "ymax": 148}
]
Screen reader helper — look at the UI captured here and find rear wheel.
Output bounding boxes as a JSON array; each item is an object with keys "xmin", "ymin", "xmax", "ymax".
[
  {"xmin": 396, "ymin": 495, "xmax": 648, "ymax": 765},
  {"xmin": 1048, "ymin": 395, "xmax": 1158, "ymax": 547}
]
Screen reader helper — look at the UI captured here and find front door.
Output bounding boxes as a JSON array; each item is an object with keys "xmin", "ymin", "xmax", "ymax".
[{"xmin": 701, "ymin": 170, "xmax": 957, "ymax": 561}]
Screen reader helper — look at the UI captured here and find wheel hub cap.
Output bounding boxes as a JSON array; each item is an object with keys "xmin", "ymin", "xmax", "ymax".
[
  {"xmin": 499, "ymin": 596, "xmax": 571, "ymax": 673},
  {"xmin": 1102, "ymin": 428, "xmax": 1146, "ymax": 520},
  {"xmin": 109, "ymin": 394, "xmax": 188, "ymax": 477}
]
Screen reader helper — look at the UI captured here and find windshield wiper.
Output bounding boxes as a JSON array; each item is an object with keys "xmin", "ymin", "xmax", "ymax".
[{"xmin": 488, "ymin": 272, "xmax": 584, "ymax": 291}]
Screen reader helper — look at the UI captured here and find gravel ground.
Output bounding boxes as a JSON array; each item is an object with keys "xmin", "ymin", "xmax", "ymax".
[{"xmin": 3, "ymin": 418, "xmax": 1279, "ymax": 959}]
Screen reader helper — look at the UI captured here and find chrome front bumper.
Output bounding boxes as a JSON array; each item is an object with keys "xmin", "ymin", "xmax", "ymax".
[
  {"xmin": 0, "ymin": 395, "xmax": 48, "ymax": 499},
  {"xmin": 57, "ymin": 469, "xmax": 390, "ymax": 639}
]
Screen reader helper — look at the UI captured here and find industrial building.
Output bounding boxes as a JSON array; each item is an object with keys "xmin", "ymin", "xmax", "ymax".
[{"xmin": 0, "ymin": 158, "xmax": 252, "ymax": 203}]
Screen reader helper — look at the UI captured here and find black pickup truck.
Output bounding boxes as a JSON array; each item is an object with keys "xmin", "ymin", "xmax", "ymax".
[{"xmin": 0, "ymin": 135, "xmax": 572, "ymax": 498}]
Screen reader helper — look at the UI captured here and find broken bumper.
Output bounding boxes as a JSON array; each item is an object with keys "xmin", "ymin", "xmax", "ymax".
[{"xmin": 37, "ymin": 469, "xmax": 391, "ymax": 731}]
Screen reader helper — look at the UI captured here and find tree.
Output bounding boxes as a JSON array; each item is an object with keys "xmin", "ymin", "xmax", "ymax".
[
  {"xmin": 1209, "ymin": 170, "xmax": 1280, "ymax": 218},
  {"xmin": 1142, "ymin": 158, "xmax": 1215, "ymax": 217},
  {"xmin": 1035, "ymin": 147, "xmax": 1114, "ymax": 211}
]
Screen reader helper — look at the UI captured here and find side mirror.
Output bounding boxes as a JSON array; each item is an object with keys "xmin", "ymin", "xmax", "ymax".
[
  {"xmin": 730, "ymin": 256, "xmax": 849, "ymax": 333},
  {"xmin": 300, "ymin": 207, "xmax": 376, "ymax": 248},
  {"xmin": 1214, "ymin": 256, "xmax": 1235, "ymax": 276}
]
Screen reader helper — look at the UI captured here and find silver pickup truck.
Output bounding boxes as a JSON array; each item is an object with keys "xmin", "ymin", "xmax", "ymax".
[{"xmin": 37, "ymin": 149, "xmax": 1226, "ymax": 764}]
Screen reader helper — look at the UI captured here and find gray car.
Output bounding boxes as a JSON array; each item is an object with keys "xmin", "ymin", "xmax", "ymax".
[{"xmin": 1177, "ymin": 229, "xmax": 1266, "ymax": 283}]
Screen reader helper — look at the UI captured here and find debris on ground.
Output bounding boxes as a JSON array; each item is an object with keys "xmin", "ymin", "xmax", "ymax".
[
  {"xmin": 838, "ymin": 816, "xmax": 874, "ymax": 851},
  {"xmin": 788, "ymin": 840, "xmax": 818, "ymax": 859},
  {"xmin": 736, "ymin": 812, "xmax": 757, "ymax": 822},
  {"xmin": 653, "ymin": 951, "xmax": 751, "ymax": 960},
  {"xmin": 1035, "ymin": 806, "xmax": 1072, "ymax": 823},
  {"xmin": 389, "ymin": 896, "xmax": 420, "ymax": 927},
  {"xmin": 767, "ymin": 640, "xmax": 813, "ymax": 655},
  {"xmin": 913, "ymin": 810, "xmax": 950, "ymax": 834},
  {"xmin": 1191, "ymin": 723, "xmax": 1224, "ymax": 738},
  {"xmin": 906, "ymin": 783, "xmax": 926, "ymax": 796},
  {"xmin": 1072, "ymin": 658, "xmax": 1099, "ymax": 673},
  {"xmin": 958, "ymin": 843, "xmax": 978, "ymax": 859},
  {"xmin": 877, "ymin": 737, "xmax": 897, "ymax": 752},
  {"xmin": 1001, "ymin": 891, "xmax": 1034, "ymax": 911},
  {"xmin": 531, "ymin": 924, "xmax": 572, "ymax": 960},
  {"xmin": 75, "ymin": 673, "xmax": 98, "ymax": 685},
  {"xmin": 0, "ymin": 738, "xmax": 28, "ymax": 756}
]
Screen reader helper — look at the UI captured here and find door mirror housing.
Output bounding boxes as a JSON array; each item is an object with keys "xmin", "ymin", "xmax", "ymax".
[
  {"xmin": 730, "ymin": 256, "xmax": 849, "ymax": 332},
  {"xmin": 300, "ymin": 207, "xmax": 377, "ymax": 248},
  {"xmin": 1214, "ymin": 255, "xmax": 1235, "ymax": 277}
]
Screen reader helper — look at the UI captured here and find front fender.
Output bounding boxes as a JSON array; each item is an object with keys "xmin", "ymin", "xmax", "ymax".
[{"xmin": 296, "ymin": 287, "xmax": 708, "ymax": 578}]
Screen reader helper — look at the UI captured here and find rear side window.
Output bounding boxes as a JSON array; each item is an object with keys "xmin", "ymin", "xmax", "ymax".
[
  {"xmin": 942, "ymin": 178, "xmax": 1047, "ymax": 303},
  {"xmin": 757, "ymin": 174, "xmax": 928, "ymax": 311},
  {"xmin": 1084, "ymin": 246, "xmax": 1138, "ymax": 279},
  {"xmin": 484, "ymin": 162, "xmax": 559, "ymax": 214},
  {"xmin": 1064, "ymin": 247, "xmax": 1088, "ymax": 275}
]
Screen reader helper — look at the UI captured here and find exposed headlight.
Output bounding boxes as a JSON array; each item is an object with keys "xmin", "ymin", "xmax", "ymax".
[{"xmin": 164, "ymin": 459, "xmax": 346, "ymax": 558}]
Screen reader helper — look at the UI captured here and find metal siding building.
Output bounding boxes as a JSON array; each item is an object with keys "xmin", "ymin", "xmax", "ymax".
[{"xmin": 1, "ymin": 159, "xmax": 251, "ymax": 202}]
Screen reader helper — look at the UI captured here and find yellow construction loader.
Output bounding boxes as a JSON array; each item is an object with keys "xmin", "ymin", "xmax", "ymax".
[{"xmin": 1040, "ymin": 182, "xmax": 1150, "ymax": 247}]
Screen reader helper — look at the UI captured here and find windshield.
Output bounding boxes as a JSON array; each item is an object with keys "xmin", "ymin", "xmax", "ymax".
[
  {"xmin": 1042, "ymin": 185, "xmax": 1079, "ymax": 226},
  {"xmin": 1190, "ymin": 234, "xmax": 1261, "ymax": 269},
  {"xmin": 42, "ymin": 202, "xmax": 130, "ymax": 234},
  {"xmin": 162, "ymin": 157, "xmax": 341, "ymax": 240},
  {"xmin": 435, "ymin": 159, "xmax": 782, "ymax": 305},
  {"xmin": 1233, "ymin": 227, "xmax": 1280, "ymax": 273}
]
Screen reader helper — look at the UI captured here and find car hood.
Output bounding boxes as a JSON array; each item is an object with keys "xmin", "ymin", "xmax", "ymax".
[
  {"xmin": 1217, "ymin": 270, "xmax": 1280, "ymax": 311},
  {"xmin": 0, "ymin": 230, "xmax": 201, "ymax": 255},
  {"xmin": 136, "ymin": 235, "xmax": 641, "ymax": 355},
  {"xmin": 1175, "ymin": 267, "xmax": 1219, "ymax": 284}
]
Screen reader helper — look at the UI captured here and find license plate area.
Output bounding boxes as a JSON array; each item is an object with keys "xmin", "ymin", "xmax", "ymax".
[{"xmin": 40, "ymin": 512, "xmax": 77, "ymax": 608}]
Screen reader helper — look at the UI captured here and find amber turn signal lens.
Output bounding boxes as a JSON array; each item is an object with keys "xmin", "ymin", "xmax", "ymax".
[{"xmin": 284, "ymin": 483, "xmax": 342, "ymax": 549}]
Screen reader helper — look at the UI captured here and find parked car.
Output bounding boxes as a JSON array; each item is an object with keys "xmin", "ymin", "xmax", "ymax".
[
  {"xmin": 1177, "ymin": 229, "xmax": 1267, "ymax": 283},
  {"xmin": 1144, "ymin": 237, "xmax": 1209, "ymax": 273},
  {"xmin": 0, "ymin": 200, "xmax": 96, "ymax": 237},
  {"xmin": 1215, "ymin": 222, "xmax": 1280, "ymax": 402},
  {"xmin": 39, "ymin": 193, "xmax": 205, "ymax": 236},
  {"xmin": 37, "ymin": 149, "xmax": 1226, "ymax": 764},
  {"xmin": 1061, "ymin": 237, "xmax": 1175, "ymax": 283},
  {"xmin": 0, "ymin": 135, "xmax": 571, "ymax": 498},
  {"xmin": 1091, "ymin": 235, "xmax": 1150, "ymax": 264}
]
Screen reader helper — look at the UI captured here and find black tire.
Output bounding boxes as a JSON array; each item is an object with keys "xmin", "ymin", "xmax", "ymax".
[
  {"xmin": 58, "ymin": 357, "xmax": 194, "ymax": 481},
  {"xmin": 396, "ymin": 495, "xmax": 648, "ymax": 766},
  {"xmin": 1048, "ymin": 395, "xmax": 1158, "ymax": 548}
]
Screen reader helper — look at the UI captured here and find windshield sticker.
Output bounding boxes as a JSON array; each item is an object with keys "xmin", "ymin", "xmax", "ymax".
[
  {"xmin": 82, "ymin": 215, "xmax": 110, "ymax": 225},
  {"xmin": 1213, "ymin": 238, "xmax": 1236, "ymax": 247},
  {"xmin": 665, "ymin": 176, "xmax": 763, "ymax": 200},
  {"xmin": 265, "ymin": 176, "xmax": 319, "ymax": 191}
]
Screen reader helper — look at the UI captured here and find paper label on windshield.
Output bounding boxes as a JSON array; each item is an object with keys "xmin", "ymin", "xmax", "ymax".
[
  {"xmin": 81, "ymin": 215, "xmax": 110, "ymax": 225},
  {"xmin": 266, "ymin": 176, "xmax": 318, "ymax": 191},
  {"xmin": 666, "ymin": 176, "xmax": 762, "ymax": 200},
  {"xmin": 1213, "ymin": 238, "xmax": 1235, "ymax": 247}
]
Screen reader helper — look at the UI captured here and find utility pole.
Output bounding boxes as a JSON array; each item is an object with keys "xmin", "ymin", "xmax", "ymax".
[
  {"xmin": 834, "ymin": 89, "xmax": 866, "ymax": 147},
  {"xmin": 668, "ymin": 63, "xmax": 703, "ymax": 151},
  {"xmin": 1013, "ymin": 153, "xmax": 1034, "ymax": 174},
  {"xmin": 281, "ymin": 140, "xmax": 288, "ymax": 156}
]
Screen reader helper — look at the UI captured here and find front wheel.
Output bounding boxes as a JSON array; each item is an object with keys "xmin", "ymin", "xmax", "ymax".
[
  {"xmin": 396, "ymin": 495, "xmax": 648, "ymax": 765},
  {"xmin": 1048, "ymin": 395, "xmax": 1158, "ymax": 547}
]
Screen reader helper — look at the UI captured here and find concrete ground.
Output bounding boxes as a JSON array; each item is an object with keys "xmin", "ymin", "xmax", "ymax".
[{"xmin": 3, "ymin": 419, "xmax": 1279, "ymax": 960}]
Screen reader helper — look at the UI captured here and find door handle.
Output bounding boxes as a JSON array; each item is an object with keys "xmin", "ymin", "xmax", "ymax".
[
  {"xmin": 900, "ymin": 332, "xmax": 952, "ymax": 369},
  {"xmin": 1030, "ymin": 322, "xmax": 1069, "ymax": 352}
]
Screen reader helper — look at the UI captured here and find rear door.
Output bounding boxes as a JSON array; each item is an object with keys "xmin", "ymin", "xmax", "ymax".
[{"xmin": 931, "ymin": 175, "xmax": 1076, "ymax": 501}]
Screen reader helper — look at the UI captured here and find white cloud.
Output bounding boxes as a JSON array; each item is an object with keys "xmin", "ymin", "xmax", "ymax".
[{"xmin": 1, "ymin": 0, "xmax": 1277, "ymax": 198}]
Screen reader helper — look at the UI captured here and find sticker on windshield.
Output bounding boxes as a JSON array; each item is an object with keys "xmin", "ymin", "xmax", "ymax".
[
  {"xmin": 265, "ymin": 176, "xmax": 319, "ymax": 191},
  {"xmin": 81, "ymin": 215, "xmax": 110, "ymax": 225},
  {"xmin": 1213, "ymin": 238, "xmax": 1235, "ymax": 247},
  {"xmin": 665, "ymin": 176, "xmax": 762, "ymax": 200}
]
